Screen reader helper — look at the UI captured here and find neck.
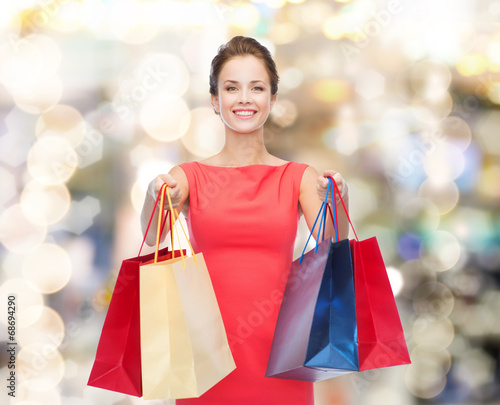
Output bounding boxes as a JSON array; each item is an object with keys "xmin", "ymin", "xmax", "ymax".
[{"xmin": 218, "ymin": 127, "xmax": 271, "ymax": 166}]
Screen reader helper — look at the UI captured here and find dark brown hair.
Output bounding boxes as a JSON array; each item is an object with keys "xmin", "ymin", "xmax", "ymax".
[{"xmin": 209, "ymin": 36, "xmax": 279, "ymax": 96}]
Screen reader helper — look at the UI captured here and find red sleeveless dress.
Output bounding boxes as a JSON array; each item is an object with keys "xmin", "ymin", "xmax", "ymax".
[{"xmin": 177, "ymin": 161, "xmax": 314, "ymax": 405}]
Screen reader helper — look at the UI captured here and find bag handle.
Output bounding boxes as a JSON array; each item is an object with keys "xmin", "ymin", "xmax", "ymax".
[
  {"xmin": 328, "ymin": 176, "xmax": 359, "ymax": 242},
  {"xmin": 154, "ymin": 184, "xmax": 197, "ymax": 267},
  {"xmin": 299, "ymin": 178, "xmax": 337, "ymax": 263},
  {"xmin": 299, "ymin": 176, "xmax": 359, "ymax": 263},
  {"xmin": 138, "ymin": 184, "xmax": 173, "ymax": 257}
]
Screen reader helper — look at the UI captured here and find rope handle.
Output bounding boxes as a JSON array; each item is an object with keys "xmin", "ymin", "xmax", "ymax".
[
  {"xmin": 299, "ymin": 178, "xmax": 337, "ymax": 263},
  {"xmin": 138, "ymin": 183, "xmax": 173, "ymax": 257},
  {"xmin": 329, "ymin": 176, "xmax": 358, "ymax": 241},
  {"xmin": 155, "ymin": 184, "xmax": 197, "ymax": 268},
  {"xmin": 299, "ymin": 176, "xmax": 358, "ymax": 263}
]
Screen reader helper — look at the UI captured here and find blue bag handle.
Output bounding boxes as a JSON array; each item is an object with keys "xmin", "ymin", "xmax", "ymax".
[{"xmin": 299, "ymin": 177, "xmax": 338, "ymax": 263}]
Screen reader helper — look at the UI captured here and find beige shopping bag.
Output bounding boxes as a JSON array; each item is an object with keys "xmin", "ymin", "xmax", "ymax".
[{"xmin": 139, "ymin": 184, "xmax": 236, "ymax": 400}]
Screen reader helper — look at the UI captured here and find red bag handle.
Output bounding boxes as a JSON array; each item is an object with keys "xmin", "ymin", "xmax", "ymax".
[
  {"xmin": 326, "ymin": 176, "xmax": 359, "ymax": 242},
  {"xmin": 138, "ymin": 183, "xmax": 173, "ymax": 256}
]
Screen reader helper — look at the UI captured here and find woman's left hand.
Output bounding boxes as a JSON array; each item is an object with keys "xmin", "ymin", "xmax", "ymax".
[{"xmin": 316, "ymin": 170, "xmax": 347, "ymax": 204}]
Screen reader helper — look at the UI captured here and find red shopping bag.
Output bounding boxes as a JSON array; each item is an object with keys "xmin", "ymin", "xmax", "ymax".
[
  {"xmin": 330, "ymin": 180, "xmax": 411, "ymax": 372},
  {"xmin": 88, "ymin": 191, "xmax": 174, "ymax": 396}
]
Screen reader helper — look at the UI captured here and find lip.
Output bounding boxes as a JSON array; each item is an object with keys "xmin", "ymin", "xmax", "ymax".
[{"xmin": 232, "ymin": 109, "xmax": 257, "ymax": 120}]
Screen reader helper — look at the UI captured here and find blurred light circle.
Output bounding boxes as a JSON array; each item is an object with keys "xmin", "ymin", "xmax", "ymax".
[
  {"xmin": 412, "ymin": 316, "xmax": 455, "ymax": 349},
  {"xmin": 280, "ymin": 67, "xmax": 304, "ymax": 91},
  {"xmin": 456, "ymin": 54, "xmax": 488, "ymax": 76},
  {"xmin": 386, "ymin": 266, "xmax": 403, "ymax": 296},
  {"xmin": 269, "ymin": 22, "xmax": 300, "ymax": 44},
  {"xmin": 133, "ymin": 53, "xmax": 190, "ymax": 102},
  {"xmin": 129, "ymin": 143, "xmax": 154, "ymax": 167},
  {"xmin": 423, "ymin": 142, "xmax": 465, "ymax": 182},
  {"xmin": 231, "ymin": 3, "xmax": 260, "ymax": 28},
  {"xmin": 0, "ymin": 166, "xmax": 16, "ymax": 206},
  {"xmin": 109, "ymin": 1, "xmax": 159, "ymax": 44},
  {"xmin": 457, "ymin": 348, "xmax": 496, "ymax": 389},
  {"xmin": 436, "ymin": 116, "xmax": 472, "ymax": 151},
  {"xmin": 413, "ymin": 281, "xmax": 455, "ymax": 319},
  {"xmin": 478, "ymin": 163, "xmax": 500, "ymax": 199},
  {"xmin": 347, "ymin": 179, "xmax": 378, "ymax": 221},
  {"xmin": 0, "ymin": 278, "xmax": 44, "ymax": 325},
  {"xmin": 13, "ymin": 75, "xmax": 63, "ymax": 114},
  {"xmin": 20, "ymin": 181, "xmax": 71, "ymax": 226},
  {"xmin": 18, "ymin": 343, "xmax": 65, "ymax": 391},
  {"xmin": 27, "ymin": 135, "xmax": 77, "ymax": 185},
  {"xmin": 418, "ymin": 179, "xmax": 459, "ymax": 215},
  {"xmin": 181, "ymin": 107, "xmax": 225, "ymax": 157},
  {"xmin": 270, "ymin": 99, "xmax": 298, "ymax": 127},
  {"xmin": 0, "ymin": 36, "xmax": 43, "ymax": 92},
  {"xmin": 294, "ymin": 1, "xmax": 332, "ymax": 28},
  {"xmin": 312, "ymin": 79, "xmax": 351, "ymax": 103},
  {"xmin": 264, "ymin": 0, "xmax": 287, "ymax": 7},
  {"xmin": 22, "ymin": 244, "xmax": 72, "ymax": 294},
  {"xmin": 399, "ymin": 259, "xmax": 437, "ymax": 299},
  {"xmin": 46, "ymin": 1, "xmax": 85, "ymax": 32},
  {"xmin": 323, "ymin": 15, "xmax": 348, "ymax": 40},
  {"xmin": 140, "ymin": 98, "xmax": 190, "ymax": 142},
  {"xmin": 18, "ymin": 305, "xmax": 65, "ymax": 348},
  {"xmin": 131, "ymin": 180, "xmax": 147, "ymax": 214},
  {"xmin": 29, "ymin": 35, "xmax": 62, "ymax": 79},
  {"xmin": 404, "ymin": 347, "xmax": 449, "ymax": 399},
  {"xmin": 397, "ymin": 233, "xmax": 422, "ymax": 261},
  {"xmin": 131, "ymin": 158, "xmax": 174, "ymax": 212},
  {"xmin": 36, "ymin": 104, "xmax": 85, "ymax": 148},
  {"xmin": 398, "ymin": 198, "xmax": 440, "ymax": 234},
  {"xmin": 487, "ymin": 82, "xmax": 500, "ymax": 104},
  {"xmin": 409, "ymin": 60, "xmax": 452, "ymax": 101},
  {"xmin": 0, "ymin": 205, "xmax": 47, "ymax": 253},
  {"xmin": 448, "ymin": 207, "xmax": 494, "ymax": 251},
  {"xmin": 0, "ymin": 4, "xmax": 20, "ymax": 31},
  {"xmin": 476, "ymin": 111, "xmax": 500, "ymax": 155},
  {"xmin": 488, "ymin": 34, "xmax": 500, "ymax": 64},
  {"xmin": 411, "ymin": 92, "xmax": 453, "ymax": 124}
]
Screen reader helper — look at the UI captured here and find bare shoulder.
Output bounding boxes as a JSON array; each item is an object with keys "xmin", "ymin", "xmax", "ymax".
[
  {"xmin": 300, "ymin": 165, "xmax": 319, "ymax": 190},
  {"xmin": 169, "ymin": 165, "xmax": 189, "ymax": 191}
]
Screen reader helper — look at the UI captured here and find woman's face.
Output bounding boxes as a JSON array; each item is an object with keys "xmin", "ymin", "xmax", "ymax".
[{"xmin": 211, "ymin": 55, "xmax": 276, "ymax": 135}]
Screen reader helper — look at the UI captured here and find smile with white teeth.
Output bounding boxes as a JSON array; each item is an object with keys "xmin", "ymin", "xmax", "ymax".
[{"xmin": 234, "ymin": 110, "xmax": 256, "ymax": 116}]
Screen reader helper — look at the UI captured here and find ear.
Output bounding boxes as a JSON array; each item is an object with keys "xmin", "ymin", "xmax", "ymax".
[
  {"xmin": 211, "ymin": 94, "xmax": 220, "ymax": 114},
  {"xmin": 270, "ymin": 93, "xmax": 277, "ymax": 110}
]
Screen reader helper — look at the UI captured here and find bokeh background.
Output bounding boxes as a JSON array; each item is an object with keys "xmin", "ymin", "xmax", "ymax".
[{"xmin": 0, "ymin": 0, "xmax": 499, "ymax": 404}]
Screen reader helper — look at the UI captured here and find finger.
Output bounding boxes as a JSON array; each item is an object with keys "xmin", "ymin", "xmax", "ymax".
[
  {"xmin": 158, "ymin": 174, "xmax": 177, "ymax": 188},
  {"xmin": 317, "ymin": 175, "xmax": 328, "ymax": 189}
]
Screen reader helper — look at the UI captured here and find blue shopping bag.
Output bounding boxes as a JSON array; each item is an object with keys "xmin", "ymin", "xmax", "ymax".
[{"xmin": 266, "ymin": 179, "xmax": 359, "ymax": 382}]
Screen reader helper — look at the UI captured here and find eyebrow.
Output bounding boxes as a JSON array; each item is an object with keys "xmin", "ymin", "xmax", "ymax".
[{"xmin": 224, "ymin": 80, "xmax": 266, "ymax": 85}]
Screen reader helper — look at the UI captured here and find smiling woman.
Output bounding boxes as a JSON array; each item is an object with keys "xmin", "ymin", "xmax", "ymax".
[
  {"xmin": 140, "ymin": 36, "xmax": 349, "ymax": 405},
  {"xmin": 210, "ymin": 55, "xmax": 277, "ymax": 137}
]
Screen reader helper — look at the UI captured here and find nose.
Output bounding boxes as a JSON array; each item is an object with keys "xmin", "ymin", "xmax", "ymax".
[{"xmin": 238, "ymin": 88, "xmax": 252, "ymax": 104}]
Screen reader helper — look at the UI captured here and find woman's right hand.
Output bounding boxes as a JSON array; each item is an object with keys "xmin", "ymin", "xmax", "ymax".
[{"xmin": 147, "ymin": 173, "xmax": 183, "ymax": 209}]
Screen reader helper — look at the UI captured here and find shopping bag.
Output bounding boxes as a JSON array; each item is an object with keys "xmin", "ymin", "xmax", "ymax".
[
  {"xmin": 350, "ymin": 236, "xmax": 411, "ymax": 371},
  {"xmin": 327, "ymin": 179, "xmax": 410, "ymax": 371},
  {"xmin": 140, "ymin": 184, "xmax": 236, "ymax": 400},
  {"xmin": 88, "ymin": 188, "xmax": 173, "ymax": 396},
  {"xmin": 266, "ymin": 177, "xmax": 411, "ymax": 382},
  {"xmin": 87, "ymin": 246, "xmax": 171, "ymax": 396},
  {"xmin": 266, "ymin": 179, "xmax": 358, "ymax": 382}
]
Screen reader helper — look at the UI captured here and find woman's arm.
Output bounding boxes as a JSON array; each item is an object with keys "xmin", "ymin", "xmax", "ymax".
[
  {"xmin": 140, "ymin": 165, "xmax": 189, "ymax": 247},
  {"xmin": 299, "ymin": 167, "xmax": 349, "ymax": 242}
]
